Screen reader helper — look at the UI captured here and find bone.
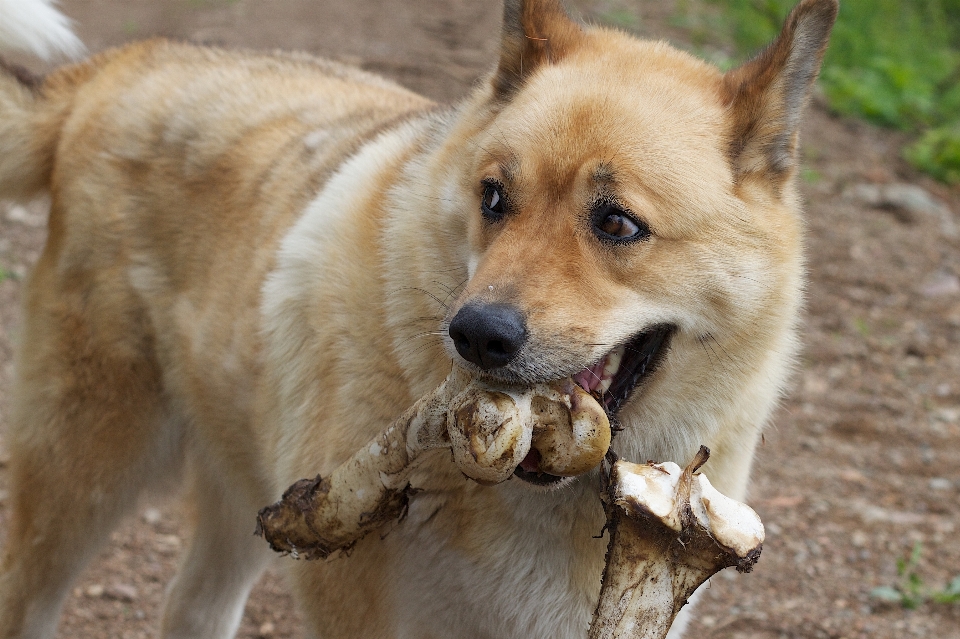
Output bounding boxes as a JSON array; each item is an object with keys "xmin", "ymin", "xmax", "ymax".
[
  {"xmin": 255, "ymin": 367, "xmax": 611, "ymax": 559},
  {"xmin": 588, "ymin": 447, "xmax": 765, "ymax": 639}
]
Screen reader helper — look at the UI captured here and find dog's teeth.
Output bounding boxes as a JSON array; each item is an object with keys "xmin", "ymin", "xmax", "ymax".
[
  {"xmin": 597, "ymin": 346, "xmax": 625, "ymax": 395},
  {"xmin": 598, "ymin": 376, "xmax": 612, "ymax": 394},
  {"xmin": 603, "ymin": 346, "xmax": 625, "ymax": 379}
]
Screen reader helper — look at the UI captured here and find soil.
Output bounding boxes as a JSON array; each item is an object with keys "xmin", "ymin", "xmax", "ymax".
[{"xmin": 1, "ymin": 1, "xmax": 959, "ymax": 638}]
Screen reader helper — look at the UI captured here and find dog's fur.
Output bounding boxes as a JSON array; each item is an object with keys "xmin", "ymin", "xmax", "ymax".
[{"xmin": 0, "ymin": 1, "xmax": 836, "ymax": 637}]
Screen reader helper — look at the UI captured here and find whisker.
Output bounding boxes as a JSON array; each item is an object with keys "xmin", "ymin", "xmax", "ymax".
[
  {"xmin": 397, "ymin": 286, "xmax": 450, "ymax": 310},
  {"xmin": 396, "ymin": 330, "xmax": 448, "ymax": 348}
]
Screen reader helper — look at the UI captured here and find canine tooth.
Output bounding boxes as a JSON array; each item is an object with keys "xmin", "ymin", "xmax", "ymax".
[
  {"xmin": 598, "ymin": 376, "xmax": 612, "ymax": 395},
  {"xmin": 602, "ymin": 346, "xmax": 625, "ymax": 380}
]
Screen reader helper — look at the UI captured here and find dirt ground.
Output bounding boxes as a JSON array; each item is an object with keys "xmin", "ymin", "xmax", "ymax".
[{"xmin": 1, "ymin": 1, "xmax": 959, "ymax": 638}]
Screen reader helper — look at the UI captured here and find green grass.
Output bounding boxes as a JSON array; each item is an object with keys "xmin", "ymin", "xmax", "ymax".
[
  {"xmin": 870, "ymin": 543, "xmax": 960, "ymax": 608},
  {"xmin": 801, "ymin": 167, "xmax": 823, "ymax": 184},
  {"xmin": 853, "ymin": 317, "xmax": 870, "ymax": 338},
  {"xmin": 687, "ymin": 0, "xmax": 960, "ymax": 184}
]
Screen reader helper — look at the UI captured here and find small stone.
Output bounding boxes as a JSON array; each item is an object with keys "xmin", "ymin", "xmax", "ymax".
[
  {"xmin": 843, "ymin": 183, "xmax": 884, "ymax": 207},
  {"xmin": 929, "ymin": 478, "xmax": 953, "ymax": 491},
  {"xmin": 855, "ymin": 504, "xmax": 924, "ymax": 525},
  {"xmin": 936, "ymin": 408, "xmax": 960, "ymax": 424},
  {"xmin": 142, "ymin": 508, "xmax": 162, "ymax": 525},
  {"xmin": 258, "ymin": 621, "xmax": 276, "ymax": 637},
  {"xmin": 920, "ymin": 271, "xmax": 960, "ymax": 298},
  {"xmin": 851, "ymin": 530, "xmax": 868, "ymax": 547},
  {"xmin": 154, "ymin": 533, "xmax": 182, "ymax": 556},
  {"xmin": 85, "ymin": 584, "xmax": 105, "ymax": 598},
  {"xmin": 4, "ymin": 203, "xmax": 46, "ymax": 227},
  {"xmin": 156, "ymin": 534, "xmax": 181, "ymax": 547},
  {"xmin": 105, "ymin": 583, "xmax": 138, "ymax": 602},
  {"xmin": 844, "ymin": 182, "xmax": 957, "ymax": 236},
  {"xmin": 839, "ymin": 469, "xmax": 867, "ymax": 483}
]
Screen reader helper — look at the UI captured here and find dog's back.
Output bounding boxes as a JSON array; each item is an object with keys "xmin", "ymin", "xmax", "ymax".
[{"xmin": 0, "ymin": 24, "xmax": 434, "ymax": 638}]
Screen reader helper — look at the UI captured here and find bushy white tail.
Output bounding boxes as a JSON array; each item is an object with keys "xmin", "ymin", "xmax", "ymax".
[{"xmin": 0, "ymin": 0, "xmax": 84, "ymax": 60}]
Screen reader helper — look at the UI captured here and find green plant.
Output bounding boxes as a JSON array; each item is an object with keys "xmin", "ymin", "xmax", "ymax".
[
  {"xmin": 689, "ymin": 0, "xmax": 960, "ymax": 184},
  {"xmin": 852, "ymin": 317, "xmax": 870, "ymax": 338},
  {"xmin": 870, "ymin": 542, "xmax": 960, "ymax": 608},
  {"xmin": 905, "ymin": 123, "xmax": 960, "ymax": 185}
]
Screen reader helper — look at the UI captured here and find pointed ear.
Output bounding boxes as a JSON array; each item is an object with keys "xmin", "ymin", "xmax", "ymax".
[
  {"xmin": 492, "ymin": 0, "xmax": 583, "ymax": 99},
  {"xmin": 723, "ymin": 0, "xmax": 838, "ymax": 183}
]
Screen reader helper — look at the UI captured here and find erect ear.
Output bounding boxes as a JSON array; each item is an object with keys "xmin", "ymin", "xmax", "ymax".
[
  {"xmin": 723, "ymin": 0, "xmax": 838, "ymax": 183},
  {"xmin": 492, "ymin": 0, "xmax": 583, "ymax": 99}
]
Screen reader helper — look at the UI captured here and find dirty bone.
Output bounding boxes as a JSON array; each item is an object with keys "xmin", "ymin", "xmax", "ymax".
[
  {"xmin": 589, "ymin": 447, "xmax": 765, "ymax": 639},
  {"xmin": 255, "ymin": 367, "xmax": 611, "ymax": 559}
]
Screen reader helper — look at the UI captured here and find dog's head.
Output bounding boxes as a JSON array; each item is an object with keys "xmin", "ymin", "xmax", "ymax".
[{"xmin": 407, "ymin": 0, "xmax": 836, "ymax": 485}]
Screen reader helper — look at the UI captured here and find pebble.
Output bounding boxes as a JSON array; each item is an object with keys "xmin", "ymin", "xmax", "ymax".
[
  {"xmin": 855, "ymin": 503, "xmax": 925, "ymax": 525},
  {"xmin": 844, "ymin": 182, "xmax": 957, "ymax": 237},
  {"xmin": 4, "ymin": 203, "xmax": 46, "ymax": 228},
  {"xmin": 920, "ymin": 271, "xmax": 960, "ymax": 298},
  {"xmin": 85, "ymin": 584, "xmax": 105, "ymax": 598},
  {"xmin": 154, "ymin": 533, "xmax": 182, "ymax": 556},
  {"xmin": 142, "ymin": 508, "xmax": 162, "ymax": 525},
  {"xmin": 258, "ymin": 621, "xmax": 276, "ymax": 637},
  {"xmin": 155, "ymin": 533, "xmax": 181, "ymax": 547},
  {"xmin": 929, "ymin": 477, "xmax": 953, "ymax": 491},
  {"xmin": 850, "ymin": 530, "xmax": 869, "ymax": 547},
  {"xmin": 104, "ymin": 583, "xmax": 138, "ymax": 602}
]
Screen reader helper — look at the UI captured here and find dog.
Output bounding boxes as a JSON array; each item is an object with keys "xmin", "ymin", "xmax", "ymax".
[{"xmin": 0, "ymin": 0, "xmax": 836, "ymax": 637}]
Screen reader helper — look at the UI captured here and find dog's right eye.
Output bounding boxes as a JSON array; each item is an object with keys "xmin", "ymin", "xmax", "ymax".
[{"xmin": 481, "ymin": 183, "xmax": 506, "ymax": 221}]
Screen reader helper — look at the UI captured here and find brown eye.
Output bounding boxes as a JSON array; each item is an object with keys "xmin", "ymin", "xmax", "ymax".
[
  {"xmin": 599, "ymin": 213, "xmax": 638, "ymax": 237},
  {"xmin": 593, "ymin": 203, "xmax": 649, "ymax": 242},
  {"xmin": 481, "ymin": 182, "xmax": 506, "ymax": 221}
]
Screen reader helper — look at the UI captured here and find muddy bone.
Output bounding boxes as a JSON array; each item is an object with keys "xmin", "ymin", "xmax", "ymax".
[
  {"xmin": 255, "ymin": 367, "xmax": 611, "ymax": 559},
  {"xmin": 588, "ymin": 447, "xmax": 765, "ymax": 639}
]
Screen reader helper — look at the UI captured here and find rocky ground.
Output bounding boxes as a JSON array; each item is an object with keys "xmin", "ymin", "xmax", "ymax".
[{"xmin": 1, "ymin": 1, "xmax": 958, "ymax": 638}]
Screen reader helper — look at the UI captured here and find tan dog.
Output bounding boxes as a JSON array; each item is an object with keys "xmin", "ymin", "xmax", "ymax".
[{"xmin": 0, "ymin": 1, "xmax": 836, "ymax": 637}]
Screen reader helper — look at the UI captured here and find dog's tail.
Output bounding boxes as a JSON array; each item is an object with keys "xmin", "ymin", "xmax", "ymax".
[
  {"xmin": 0, "ymin": 0, "xmax": 86, "ymax": 200},
  {"xmin": 0, "ymin": 0, "xmax": 84, "ymax": 61}
]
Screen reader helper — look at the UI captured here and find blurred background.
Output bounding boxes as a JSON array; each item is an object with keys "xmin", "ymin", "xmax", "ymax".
[{"xmin": 0, "ymin": 1, "xmax": 958, "ymax": 638}]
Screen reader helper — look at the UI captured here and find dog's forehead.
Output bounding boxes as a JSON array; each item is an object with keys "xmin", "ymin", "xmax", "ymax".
[{"xmin": 485, "ymin": 36, "xmax": 732, "ymax": 205}]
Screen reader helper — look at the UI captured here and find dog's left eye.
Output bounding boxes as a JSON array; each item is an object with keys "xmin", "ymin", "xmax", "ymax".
[
  {"xmin": 593, "ymin": 203, "xmax": 649, "ymax": 242},
  {"xmin": 481, "ymin": 183, "xmax": 506, "ymax": 221}
]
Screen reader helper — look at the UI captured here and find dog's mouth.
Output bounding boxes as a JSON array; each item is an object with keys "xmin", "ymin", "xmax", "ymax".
[{"xmin": 513, "ymin": 324, "xmax": 675, "ymax": 486}]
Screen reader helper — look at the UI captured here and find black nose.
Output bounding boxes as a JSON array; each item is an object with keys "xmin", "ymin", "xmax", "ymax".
[{"xmin": 448, "ymin": 303, "xmax": 527, "ymax": 370}]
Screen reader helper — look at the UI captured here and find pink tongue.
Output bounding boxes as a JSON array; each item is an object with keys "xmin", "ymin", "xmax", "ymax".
[
  {"xmin": 519, "ymin": 448, "xmax": 541, "ymax": 473},
  {"xmin": 573, "ymin": 360, "xmax": 606, "ymax": 393}
]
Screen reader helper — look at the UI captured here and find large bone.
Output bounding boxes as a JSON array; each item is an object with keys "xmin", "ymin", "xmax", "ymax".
[
  {"xmin": 588, "ymin": 447, "xmax": 765, "ymax": 639},
  {"xmin": 255, "ymin": 367, "xmax": 610, "ymax": 559}
]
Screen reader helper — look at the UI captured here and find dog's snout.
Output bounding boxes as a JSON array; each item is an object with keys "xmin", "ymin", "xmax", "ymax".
[{"xmin": 448, "ymin": 303, "xmax": 527, "ymax": 370}]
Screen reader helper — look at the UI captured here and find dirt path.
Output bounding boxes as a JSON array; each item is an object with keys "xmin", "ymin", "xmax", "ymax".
[{"xmin": 1, "ymin": 2, "xmax": 958, "ymax": 638}]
